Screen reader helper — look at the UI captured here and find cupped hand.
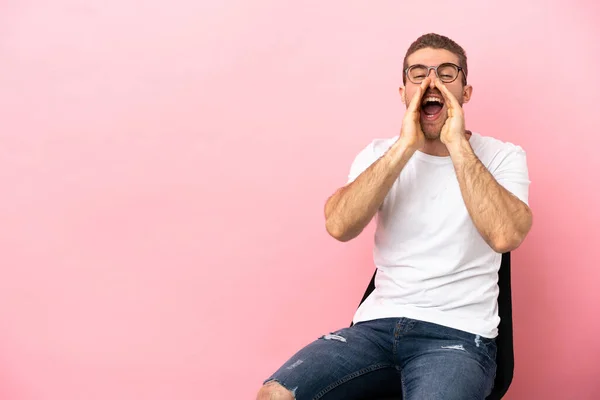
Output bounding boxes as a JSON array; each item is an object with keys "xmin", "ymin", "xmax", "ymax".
[
  {"xmin": 435, "ymin": 78, "xmax": 467, "ymax": 146},
  {"xmin": 399, "ymin": 77, "xmax": 431, "ymax": 151}
]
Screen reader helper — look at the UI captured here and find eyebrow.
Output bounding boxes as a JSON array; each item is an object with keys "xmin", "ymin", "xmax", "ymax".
[{"xmin": 409, "ymin": 62, "xmax": 456, "ymax": 66}]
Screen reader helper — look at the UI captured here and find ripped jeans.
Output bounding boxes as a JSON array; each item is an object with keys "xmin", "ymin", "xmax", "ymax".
[{"xmin": 263, "ymin": 317, "xmax": 496, "ymax": 400}]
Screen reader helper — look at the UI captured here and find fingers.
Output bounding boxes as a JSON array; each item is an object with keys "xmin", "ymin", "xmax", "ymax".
[
  {"xmin": 434, "ymin": 79, "xmax": 460, "ymax": 111},
  {"xmin": 407, "ymin": 77, "xmax": 431, "ymax": 114}
]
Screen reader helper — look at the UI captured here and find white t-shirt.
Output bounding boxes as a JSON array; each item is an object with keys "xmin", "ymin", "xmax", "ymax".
[{"xmin": 349, "ymin": 132, "xmax": 530, "ymax": 338}]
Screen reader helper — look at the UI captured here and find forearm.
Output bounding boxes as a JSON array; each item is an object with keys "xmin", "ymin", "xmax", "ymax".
[
  {"xmin": 448, "ymin": 138, "xmax": 532, "ymax": 253},
  {"xmin": 324, "ymin": 140, "xmax": 415, "ymax": 242}
]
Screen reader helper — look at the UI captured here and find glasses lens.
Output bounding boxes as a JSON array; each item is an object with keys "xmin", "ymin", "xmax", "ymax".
[
  {"xmin": 407, "ymin": 66, "xmax": 428, "ymax": 83},
  {"xmin": 437, "ymin": 64, "xmax": 459, "ymax": 82}
]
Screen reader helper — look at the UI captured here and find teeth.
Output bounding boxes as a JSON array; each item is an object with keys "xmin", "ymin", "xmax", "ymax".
[{"xmin": 422, "ymin": 97, "xmax": 443, "ymax": 104}]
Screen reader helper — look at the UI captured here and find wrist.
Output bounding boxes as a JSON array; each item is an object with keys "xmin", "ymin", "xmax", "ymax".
[
  {"xmin": 395, "ymin": 136, "xmax": 421, "ymax": 155},
  {"xmin": 446, "ymin": 135, "xmax": 473, "ymax": 161},
  {"xmin": 391, "ymin": 138, "xmax": 418, "ymax": 158},
  {"xmin": 387, "ymin": 138, "xmax": 417, "ymax": 167}
]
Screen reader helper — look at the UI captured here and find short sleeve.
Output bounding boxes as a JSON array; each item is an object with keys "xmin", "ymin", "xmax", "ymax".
[
  {"xmin": 347, "ymin": 141, "xmax": 377, "ymax": 184},
  {"xmin": 492, "ymin": 147, "xmax": 531, "ymax": 206}
]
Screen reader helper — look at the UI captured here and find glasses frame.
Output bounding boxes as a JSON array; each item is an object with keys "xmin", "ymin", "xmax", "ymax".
[{"xmin": 404, "ymin": 62, "xmax": 466, "ymax": 85}]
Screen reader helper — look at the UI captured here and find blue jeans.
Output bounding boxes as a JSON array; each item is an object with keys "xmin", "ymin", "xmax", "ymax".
[{"xmin": 264, "ymin": 317, "xmax": 497, "ymax": 400}]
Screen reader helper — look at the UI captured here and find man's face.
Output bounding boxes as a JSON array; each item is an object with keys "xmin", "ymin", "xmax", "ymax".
[{"xmin": 400, "ymin": 48, "xmax": 472, "ymax": 141}]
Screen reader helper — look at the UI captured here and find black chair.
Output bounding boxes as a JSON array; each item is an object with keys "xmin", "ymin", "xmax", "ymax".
[{"xmin": 350, "ymin": 252, "xmax": 514, "ymax": 400}]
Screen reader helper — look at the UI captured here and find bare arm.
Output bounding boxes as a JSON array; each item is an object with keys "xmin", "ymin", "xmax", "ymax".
[
  {"xmin": 324, "ymin": 141, "xmax": 415, "ymax": 242},
  {"xmin": 324, "ymin": 78, "xmax": 433, "ymax": 242},
  {"xmin": 448, "ymin": 138, "xmax": 532, "ymax": 253},
  {"xmin": 434, "ymin": 78, "xmax": 532, "ymax": 253}
]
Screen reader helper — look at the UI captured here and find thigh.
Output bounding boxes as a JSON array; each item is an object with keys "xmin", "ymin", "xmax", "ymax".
[
  {"xmin": 263, "ymin": 319, "xmax": 401, "ymax": 400},
  {"xmin": 399, "ymin": 321, "xmax": 497, "ymax": 400}
]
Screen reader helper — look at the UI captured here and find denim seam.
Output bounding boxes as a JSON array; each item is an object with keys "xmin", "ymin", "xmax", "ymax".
[
  {"xmin": 393, "ymin": 318, "xmax": 416, "ymax": 362},
  {"xmin": 400, "ymin": 368, "xmax": 407, "ymax": 400},
  {"xmin": 312, "ymin": 363, "xmax": 392, "ymax": 400},
  {"xmin": 477, "ymin": 358, "xmax": 497, "ymax": 398},
  {"xmin": 481, "ymin": 343, "xmax": 497, "ymax": 364},
  {"xmin": 393, "ymin": 318, "xmax": 417, "ymax": 338}
]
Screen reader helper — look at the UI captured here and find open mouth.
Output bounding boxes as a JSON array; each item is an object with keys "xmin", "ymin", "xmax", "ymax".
[{"xmin": 421, "ymin": 96, "xmax": 444, "ymax": 120}]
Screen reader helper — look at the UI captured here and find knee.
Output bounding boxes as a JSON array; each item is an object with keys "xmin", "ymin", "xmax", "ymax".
[{"xmin": 256, "ymin": 381, "xmax": 295, "ymax": 400}]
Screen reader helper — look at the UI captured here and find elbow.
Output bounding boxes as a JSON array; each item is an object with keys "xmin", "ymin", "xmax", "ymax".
[
  {"xmin": 489, "ymin": 228, "xmax": 529, "ymax": 253},
  {"xmin": 489, "ymin": 237, "xmax": 522, "ymax": 254},
  {"xmin": 490, "ymin": 207, "xmax": 533, "ymax": 253},
  {"xmin": 490, "ymin": 225, "xmax": 532, "ymax": 254},
  {"xmin": 324, "ymin": 192, "xmax": 358, "ymax": 242},
  {"xmin": 325, "ymin": 218, "xmax": 356, "ymax": 242}
]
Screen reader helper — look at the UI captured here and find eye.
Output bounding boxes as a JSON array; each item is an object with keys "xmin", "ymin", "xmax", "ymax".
[{"xmin": 408, "ymin": 66, "xmax": 428, "ymax": 81}]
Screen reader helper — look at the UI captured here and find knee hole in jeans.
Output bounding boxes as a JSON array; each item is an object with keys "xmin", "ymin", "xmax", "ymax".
[{"xmin": 257, "ymin": 380, "xmax": 295, "ymax": 400}]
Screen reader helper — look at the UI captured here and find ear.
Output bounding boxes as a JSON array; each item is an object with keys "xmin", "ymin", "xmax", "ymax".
[
  {"xmin": 399, "ymin": 86, "xmax": 406, "ymax": 104},
  {"xmin": 462, "ymin": 84, "xmax": 473, "ymax": 104}
]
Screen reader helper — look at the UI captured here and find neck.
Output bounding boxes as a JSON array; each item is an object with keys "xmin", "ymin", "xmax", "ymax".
[
  {"xmin": 419, "ymin": 139, "xmax": 450, "ymax": 157},
  {"xmin": 419, "ymin": 130, "xmax": 472, "ymax": 157}
]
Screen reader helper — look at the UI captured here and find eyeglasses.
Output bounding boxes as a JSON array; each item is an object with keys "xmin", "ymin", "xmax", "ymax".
[{"xmin": 404, "ymin": 63, "xmax": 465, "ymax": 84}]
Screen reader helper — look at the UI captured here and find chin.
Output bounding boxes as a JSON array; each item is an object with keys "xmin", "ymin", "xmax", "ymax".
[
  {"xmin": 421, "ymin": 113, "xmax": 447, "ymax": 141},
  {"xmin": 423, "ymin": 130, "xmax": 441, "ymax": 141}
]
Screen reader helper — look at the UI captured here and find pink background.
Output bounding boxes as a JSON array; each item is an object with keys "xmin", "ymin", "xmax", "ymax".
[{"xmin": 1, "ymin": 0, "xmax": 599, "ymax": 399}]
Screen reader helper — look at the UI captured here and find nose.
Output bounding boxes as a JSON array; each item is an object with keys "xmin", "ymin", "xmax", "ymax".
[{"xmin": 427, "ymin": 69, "xmax": 437, "ymax": 88}]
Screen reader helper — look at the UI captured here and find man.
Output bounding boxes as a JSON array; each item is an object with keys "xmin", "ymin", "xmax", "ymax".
[{"xmin": 257, "ymin": 33, "xmax": 532, "ymax": 400}]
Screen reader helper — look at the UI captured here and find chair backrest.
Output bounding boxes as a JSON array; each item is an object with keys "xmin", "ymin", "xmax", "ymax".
[{"xmin": 351, "ymin": 252, "xmax": 514, "ymax": 400}]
